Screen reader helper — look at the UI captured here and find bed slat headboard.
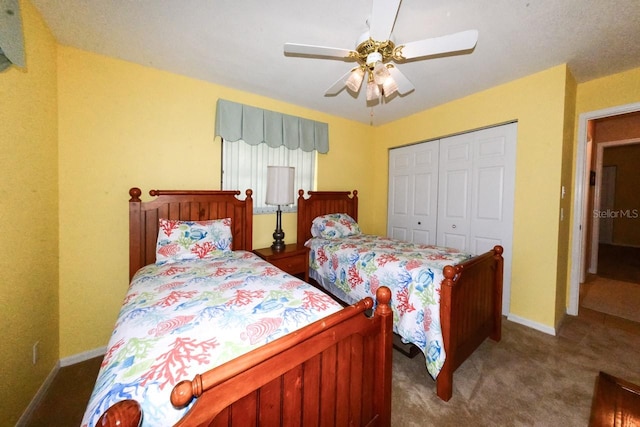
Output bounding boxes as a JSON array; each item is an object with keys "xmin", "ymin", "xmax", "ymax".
[
  {"xmin": 296, "ymin": 189, "xmax": 358, "ymax": 246},
  {"xmin": 129, "ymin": 187, "xmax": 253, "ymax": 279}
]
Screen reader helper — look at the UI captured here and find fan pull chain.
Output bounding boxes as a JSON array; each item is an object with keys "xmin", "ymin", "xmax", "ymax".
[{"xmin": 370, "ymin": 107, "xmax": 375, "ymax": 126}]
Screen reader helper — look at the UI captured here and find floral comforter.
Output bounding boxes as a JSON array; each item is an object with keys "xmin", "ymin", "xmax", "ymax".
[
  {"xmin": 307, "ymin": 235, "xmax": 473, "ymax": 379},
  {"xmin": 82, "ymin": 251, "xmax": 341, "ymax": 427}
]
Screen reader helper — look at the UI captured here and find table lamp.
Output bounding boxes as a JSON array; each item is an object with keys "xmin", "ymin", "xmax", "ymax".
[{"xmin": 265, "ymin": 166, "xmax": 295, "ymax": 252}]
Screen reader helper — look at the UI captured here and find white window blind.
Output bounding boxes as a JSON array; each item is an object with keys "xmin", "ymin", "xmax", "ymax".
[{"xmin": 222, "ymin": 139, "xmax": 315, "ymax": 214}]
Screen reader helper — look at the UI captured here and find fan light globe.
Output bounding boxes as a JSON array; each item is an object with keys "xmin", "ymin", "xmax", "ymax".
[
  {"xmin": 373, "ymin": 61, "xmax": 391, "ymax": 85},
  {"xmin": 345, "ymin": 67, "xmax": 365, "ymax": 92},
  {"xmin": 366, "ymin": 79, "xmax": 381, "ymax": 101},
  {"xmin": 382, "ymin": 73, "xmax": 398, "ymax": 97}
]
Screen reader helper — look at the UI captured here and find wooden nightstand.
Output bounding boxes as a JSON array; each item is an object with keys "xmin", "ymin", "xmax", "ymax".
[{"xmin": 253, "ymin": 244, "xmax": 309, "ymax": 282}]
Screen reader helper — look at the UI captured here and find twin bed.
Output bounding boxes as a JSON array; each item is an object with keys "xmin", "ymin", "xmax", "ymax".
[
  {"xmin": 88, "ymin": 186, "xmax": 504, "ymax": 426},
  {"xmin": 297, "ymin": 190, "xmax": 504, "ymax": 402},
  {"xmin": 86, "ymin": 188, "xmax": 393, "ymax": 427}
]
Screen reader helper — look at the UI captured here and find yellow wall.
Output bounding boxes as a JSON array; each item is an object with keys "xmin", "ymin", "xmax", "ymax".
[
  {"xmin": 57, "ymin": 46, "xmax": 374, "ymax": 357},
  {"xmin": 370, "ymin": 65, "xmax": 572, "ymax": 328},
  {"xmin": 0, "ymin": 1, "xmax": 59, "ymax": 424},
  {"xmin": 576, "ymin": 68, "xmax": 640, "ymax": 114}
]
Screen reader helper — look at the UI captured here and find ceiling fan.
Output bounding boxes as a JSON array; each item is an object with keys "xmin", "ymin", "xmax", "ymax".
[{"xmin": 283, "ymin": 0, "xmax": 478, "ymax": 103}]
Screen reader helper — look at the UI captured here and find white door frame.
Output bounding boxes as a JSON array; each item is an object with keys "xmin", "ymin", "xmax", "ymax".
[{"xmin": 568, "ymin": 102, "xmax": 640, "ymax": 315}]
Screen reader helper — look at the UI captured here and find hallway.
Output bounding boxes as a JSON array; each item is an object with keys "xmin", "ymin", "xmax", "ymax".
[{"xmin": 580, "ymin": 244, "xmax": 640, "ymax": 325}]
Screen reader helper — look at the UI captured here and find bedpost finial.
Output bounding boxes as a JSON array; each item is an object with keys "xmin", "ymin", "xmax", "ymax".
[
  {"xmin": 129, "ymin": 187, "xmax": 142, "ymax": 202},
  {"xmin": 298, "ymin": 189, "xmax": 304, "ymax": 197},
  {"xmin": 375, "ymin": 286, "xmax": 392, "ymax": 316},
  {"xmin": 96, "ymin": 399, "xmax": 142, "ymax": 427},
  {"xmin": 443, "ymin": 265, "xmax": 454, "ymax": 277},
  {"xmin": 443, "ymin": 265, "xmax": 462, "ymax": 282},
  {"xmin": 353, "ymin": 190, "xmax": 358, "ymax": 197},
  {"xmin": 376, "ymin": 286, "xmax": 391, "ymax": 305},
  {"xmin": 493, "ymin": 245, "xmax": 504, "ymax": 256},
  {"xmin": 171, "ymin": 374, "xmax": 203, "ymax": 408},
  {"xmin": 245, "ymin": 189, "xmax": 253, "ymax": 199}
]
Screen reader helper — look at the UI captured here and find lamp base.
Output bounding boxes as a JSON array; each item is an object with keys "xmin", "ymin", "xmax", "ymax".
[
  {"xmin": 271, "ymin": 207, "xmax": 286, "ymax": 252},
  {"xmin": 271, "ymin": 240, "xmax": 286, "ymax": 252}
]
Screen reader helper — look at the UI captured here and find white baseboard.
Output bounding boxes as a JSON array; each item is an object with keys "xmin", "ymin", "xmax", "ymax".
[
  {"xmin": 507, "ymin": 313, "xmax": 557, "ymax": 336},
  {"xmin": 60, "ymin": 346, "xmax": 107, "ymax": 367},
  {"xmin": 15, "ymin": 361, "xmax": 60, "ymax": 427}
]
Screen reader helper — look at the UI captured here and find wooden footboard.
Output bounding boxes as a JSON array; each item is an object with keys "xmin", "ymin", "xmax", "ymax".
[
  {"xmin": 98, "ymin": 287, "xmax": 393, "ymax": 427},
  {"xmin": 297, "ymin": 189, "xmax": 505, "ymax": 402},
  {"xmin": 437, "ymin": 245, "xmax": 504, "ymax": 401}
]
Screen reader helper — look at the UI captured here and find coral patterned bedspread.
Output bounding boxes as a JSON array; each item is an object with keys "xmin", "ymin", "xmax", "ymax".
[
  {"xmin": 307, "ymin": 235, "xmax": 473, "ymax": 379},
  {"xmin": 82, "ymin": 251, "xmax": 341, "ymax": 427}
]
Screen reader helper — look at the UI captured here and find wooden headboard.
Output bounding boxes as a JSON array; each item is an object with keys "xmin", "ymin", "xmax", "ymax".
[
  {"xmin": 128, "ymin": 187, "xmax": 253, "ymax": 279},
  {"xmin": 296, "ymin": 189, "xmax": 358, "ymax": 246}
]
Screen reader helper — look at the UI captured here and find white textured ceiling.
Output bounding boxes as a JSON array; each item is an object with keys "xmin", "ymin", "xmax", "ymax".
[{"xmin": 31, "ymin": 0, "xmax": 640, "ymax": 125}]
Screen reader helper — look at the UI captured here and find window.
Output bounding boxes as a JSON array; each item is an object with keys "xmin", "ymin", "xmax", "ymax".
[
  {"xmin": 222, "ymin": 139, "xmax": 315, "ymax": 214},
  {"xmin": 215, "ymin": 99, "xmax": 328, "ymax": 213}
]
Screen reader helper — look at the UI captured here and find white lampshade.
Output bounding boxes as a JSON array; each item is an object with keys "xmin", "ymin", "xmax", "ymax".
[
  {"xmin": 372, "ymin": 61, "xmax": 391, "ymax": 85},
  {"xmin": 366, "ymin": 78, "xmax": 381, "ymax": 101},
  {"xmin": 382, "ymin": 74, "xmax": 398, "ymax": 97},
  {"xmin": 265, "ymin": 166, "xmax": 295, "ymax": 206},
  {"xmin": 345, "ymin": 67, "xmax": 365, "ymax": 92}
]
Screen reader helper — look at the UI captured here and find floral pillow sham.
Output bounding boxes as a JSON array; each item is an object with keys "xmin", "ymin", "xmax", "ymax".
[
  {"xmin": 155, "ymin": 218, "xmax": 232, "ymax": 264},
  {"xmin": 311, "ymin": 213, "xmax": 361, "ymax": 239}
]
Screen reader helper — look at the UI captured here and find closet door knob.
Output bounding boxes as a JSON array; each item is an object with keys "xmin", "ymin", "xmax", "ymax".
[
  {"xmin": 418, "ymin": 222, "xmax": 421, "ymax": 225},
  {"xmin": 452, "ymin": 224, "xmax": 457, "ymax": 229}
]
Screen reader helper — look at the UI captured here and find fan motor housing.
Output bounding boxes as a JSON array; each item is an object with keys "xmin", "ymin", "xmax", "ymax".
[{"xmin": 355, "ymin": 32, "xmax": 396, "ymax": 66}]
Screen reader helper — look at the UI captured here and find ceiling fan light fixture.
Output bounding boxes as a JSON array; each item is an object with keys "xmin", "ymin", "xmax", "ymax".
[
  {"xmin": 366, "ymin": 76, "xmax": 381, "ymax": 101},
  {"xmin": 345, "ymin": 67, "xmax": 365, "ymax": 92},
  {"xmin": 284, "ymin": 0, "xmax": 477, "ymax": 107},
  {"xmin": 382, "ymin": 75, "xmax": 398, "ymax": 97},
  {"xmin": 372, "ymin": 60, "xmax": 390, "ymax": 85}
]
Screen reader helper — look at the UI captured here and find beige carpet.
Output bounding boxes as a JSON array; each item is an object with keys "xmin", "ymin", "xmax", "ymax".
[
  {"xmin": 582, "ymin": 277, "xmax": 640, "ymax": 323},
  {"xmin": 391, "ymin": 316, "xmax": 640, "ymax": 426}
]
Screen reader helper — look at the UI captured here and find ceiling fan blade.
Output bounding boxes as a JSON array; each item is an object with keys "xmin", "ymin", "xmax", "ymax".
[
  {"xmin": 397, "ymin": 29, "xmax": 478, "ymax": 60},
  {"xmin": 369, "ymin": 0, "xmax": 401, "ymax": 41},
  {"xmin": 325, "ymin": 69, "xmax": 357, "ymax": 96},
  {"xmin": 284, "ymin": 43, "xmax": 356, "ymax": 60},
  {"xmin": 387, "ymin": 65, "xmax": 414, "ymax": 95}
]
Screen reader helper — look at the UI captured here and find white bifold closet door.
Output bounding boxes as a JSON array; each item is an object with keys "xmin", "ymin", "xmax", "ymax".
[
  {"xmin": 387, "ymin": 140, "xmax": 440, "ymax": 244},
  {"xmin": 387, "ymin": 122, "xmax": 517, "ymax": 315}
]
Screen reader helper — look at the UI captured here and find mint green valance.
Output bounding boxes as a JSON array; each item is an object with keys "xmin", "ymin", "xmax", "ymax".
[
  {"xmin": 0, "ymin": 0, "xmax": 25, "ymax": 72},
  {"xmin": 215, "ymin": 99, "xmax": 329, "ymax": 153}
]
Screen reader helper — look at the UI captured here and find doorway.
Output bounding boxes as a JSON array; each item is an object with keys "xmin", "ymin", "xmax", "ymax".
[{"xmin": 570, "ymin": 105, "xmax": 640, "ymax": 319}]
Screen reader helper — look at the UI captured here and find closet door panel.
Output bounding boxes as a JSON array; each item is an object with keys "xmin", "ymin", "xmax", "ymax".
[
  {"xmin": 388, "ymin": 141, "xmax": 439, "ymax": 244},
  {"xmin": 389, "ymin": 174, "xmax": 410, "ymax": 241},
  {"xmin": 437, "ymin": 138, "xmax": 472, "ymax": 252},
  {"xmin": 468, "ymin": 124, "xmax": 517, "ymax": 315}
]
